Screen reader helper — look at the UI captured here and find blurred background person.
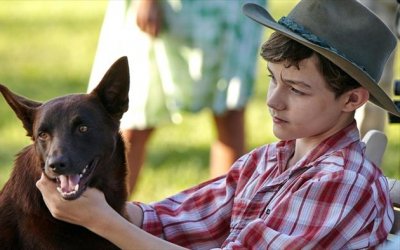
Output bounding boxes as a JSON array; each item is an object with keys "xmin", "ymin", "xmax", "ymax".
[
  {"xmin": 88, "ymin": 0, "xmax": 267, "ymax": 194},
  {"xmin": 357, "ymin": 0, "xmax": 398, "ymax": 136}
]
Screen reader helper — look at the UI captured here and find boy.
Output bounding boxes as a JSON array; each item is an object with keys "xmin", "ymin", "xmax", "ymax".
[{"xmin": 37, "ymin": 0, "xmax": 399, "ymax": 249}]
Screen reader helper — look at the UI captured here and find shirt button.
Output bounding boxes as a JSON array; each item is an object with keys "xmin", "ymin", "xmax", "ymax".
[{"xmin": 266, "ymin": 209, "xmax": 271, "ymax": 214}]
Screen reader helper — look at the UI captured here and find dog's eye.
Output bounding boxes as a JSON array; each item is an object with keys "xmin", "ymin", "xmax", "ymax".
[
  {"xmin": 79, "ymin": 125, "xmax": 88, "ymax": 133},
  {"xmin": 38, "ymin": 132, "xmax": 49, "ymax": 141}
]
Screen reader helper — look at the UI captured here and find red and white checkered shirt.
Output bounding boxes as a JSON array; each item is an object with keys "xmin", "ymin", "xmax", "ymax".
[{"xmin": 135, "ymin": 122, "xmax": 393, "ymax": 249}]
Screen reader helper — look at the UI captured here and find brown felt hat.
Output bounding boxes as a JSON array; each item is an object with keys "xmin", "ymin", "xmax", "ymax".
[{"xmin": 243, "ymin": 0, "xmax": 400, "ymax": 117}]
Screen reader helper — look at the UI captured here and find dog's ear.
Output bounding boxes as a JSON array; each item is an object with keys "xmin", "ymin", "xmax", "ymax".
[
  {"xmin": 90, "ymin": 56, "xmax": 130, "ymax": 120},
  {"xmin": 0, "ymin": 84, "xmax": 42, "ymax": 137}
]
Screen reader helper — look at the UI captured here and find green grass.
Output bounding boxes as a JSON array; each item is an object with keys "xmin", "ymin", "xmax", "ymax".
[{"xmin": 0, "ymin": 1, "xmax": 399, "ymax": 203}]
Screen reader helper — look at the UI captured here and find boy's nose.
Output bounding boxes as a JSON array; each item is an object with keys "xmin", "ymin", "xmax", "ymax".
[{"xmin": 267, "ymin": 87, "xmax": 285, "ymax": 111}]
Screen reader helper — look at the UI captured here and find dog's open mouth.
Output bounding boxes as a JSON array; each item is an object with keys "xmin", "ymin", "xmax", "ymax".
[{"xmin": 55, "ymin": 161, "xmax": 97, "ymax": 200}]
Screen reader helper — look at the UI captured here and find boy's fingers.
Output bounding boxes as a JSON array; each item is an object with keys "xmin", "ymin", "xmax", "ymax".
[
  {"xmin": 36, "ymin": 173, "xmax": 57, "ymax": 196},
  {"xmin": 35, "ymin": 173, "xmax": 45, "ymax": 190}
]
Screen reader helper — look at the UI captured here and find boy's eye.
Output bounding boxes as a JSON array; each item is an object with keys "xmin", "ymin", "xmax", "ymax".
[{"xmin": 290, "ymin": 87, "xmax": 305, "ymax": 95}]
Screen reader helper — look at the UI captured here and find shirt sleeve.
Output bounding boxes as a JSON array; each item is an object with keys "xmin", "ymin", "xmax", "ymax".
[
  {"xmin": 222, "ymin": 170, "xmax": 393, "ymax": 249},
  {"xmin": 133, "ymin": 153, "xmax": 254, "ymax": 249}
]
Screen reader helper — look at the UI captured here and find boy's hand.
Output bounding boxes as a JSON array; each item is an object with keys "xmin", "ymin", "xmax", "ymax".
[{"xmin": 36, "ymin": 173, "xmax": 112, "ymax": 229}]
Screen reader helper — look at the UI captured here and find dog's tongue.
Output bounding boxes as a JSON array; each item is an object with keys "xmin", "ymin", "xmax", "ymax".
[{"xmin": 59, "ymin": 175, "xmax": 80, "ymax": 193}]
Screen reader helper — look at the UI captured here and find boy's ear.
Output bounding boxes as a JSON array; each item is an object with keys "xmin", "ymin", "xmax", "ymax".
[
  {"xmin": 89, "ymin": 56, "xmax": 130, "ymax": 120},
  {"xmin": 0, "ymin": 84, "xmax": 42, "ymax": 137},
  {"xmin": 342, "ymin": 87, "xmax": 370, "ymax": 112}
]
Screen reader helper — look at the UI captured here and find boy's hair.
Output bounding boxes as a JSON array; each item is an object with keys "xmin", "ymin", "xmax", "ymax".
[{"xmin": 261, "ymin": 32, "xmax": 361, "ymax": 98}]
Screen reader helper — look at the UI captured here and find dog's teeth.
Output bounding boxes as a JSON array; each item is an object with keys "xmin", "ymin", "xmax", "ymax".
[
  {"xmin": 57, "ymin": 187, "xmax": 62, "ymax": 194},
  {"xmin": 74, "ymin": 184, "xmax": 79, "ymax": 192},
  {"xmin": 64, "ymin": 190, "xmax": 77, "ymax": 196},
  {"xmin": 79, "ymin": 174, "xmax": 83, "ymax": 178},
  {"xmin": 82, "ymin": 167, "xmax": 87, "ymax": 174}
]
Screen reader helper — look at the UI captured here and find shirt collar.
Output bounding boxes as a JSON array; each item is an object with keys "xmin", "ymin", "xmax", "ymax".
[{"xmin": 275, "ymin": 120, "xmax": 360, "ymax": 173}]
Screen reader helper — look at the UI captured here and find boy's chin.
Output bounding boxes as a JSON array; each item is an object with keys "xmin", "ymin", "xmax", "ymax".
[{"xmin": 272, "ymin": 128, "xmax": 296, "ymax": 141}]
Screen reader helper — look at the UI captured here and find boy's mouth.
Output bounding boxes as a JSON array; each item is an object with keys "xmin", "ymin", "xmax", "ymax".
[{"xmin": 272, "ymin": 116, "xmax": 288, "ymax": 124}]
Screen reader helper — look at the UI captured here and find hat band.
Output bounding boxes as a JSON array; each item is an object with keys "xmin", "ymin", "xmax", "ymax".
[
  {"xmin": 278, "ymin": 17, "xmax": 340, "ymax": 54},
  {"xmin": 278, "ymin": 16, "xmax": 367, "ymax": 73}
]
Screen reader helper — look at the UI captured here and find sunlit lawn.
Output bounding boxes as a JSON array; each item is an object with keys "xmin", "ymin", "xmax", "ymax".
[{"xmin": 0, "ymin": 1, "xmax": 399, "ymax": 203}]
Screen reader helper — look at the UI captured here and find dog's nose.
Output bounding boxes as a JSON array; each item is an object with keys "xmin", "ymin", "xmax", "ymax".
[{"xmin": 47, "ymin": 155, "xmax": 69, "ymax": 173}]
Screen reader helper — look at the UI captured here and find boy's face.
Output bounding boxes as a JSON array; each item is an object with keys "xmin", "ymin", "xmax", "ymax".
[{"xmin": 267, "ymin": 54, "xmax": 352, "ymax": 142}]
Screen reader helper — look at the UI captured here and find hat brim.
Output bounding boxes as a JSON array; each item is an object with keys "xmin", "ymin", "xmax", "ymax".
[{"xmin": 243, "ymin": 3, "xmax": 400, "ymax": 117}]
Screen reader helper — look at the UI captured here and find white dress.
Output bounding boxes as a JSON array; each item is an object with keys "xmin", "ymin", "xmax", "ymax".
[{"xmin": 88, "ymin": 0, "xmax": 266, "ymax": 129}]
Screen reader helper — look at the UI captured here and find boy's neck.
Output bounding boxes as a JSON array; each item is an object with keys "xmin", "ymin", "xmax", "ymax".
[
  {"xmin": 287, "ymin": 140, "xmax": 316, "ymax": 169},
  {"xmin": 287, "ymin": 117, "xmax": 355, "ymax": 170}
]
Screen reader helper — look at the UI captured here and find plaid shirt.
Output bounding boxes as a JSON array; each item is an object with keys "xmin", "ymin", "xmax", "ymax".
[{"xmin": 135, "ymin": 122, "xmax": 393, "ymax": 249}]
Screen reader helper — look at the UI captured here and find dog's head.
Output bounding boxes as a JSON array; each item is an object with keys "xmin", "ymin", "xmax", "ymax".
[{"xmin": 0, "ymin": 57, "xmax": 129, "ymax": 200}]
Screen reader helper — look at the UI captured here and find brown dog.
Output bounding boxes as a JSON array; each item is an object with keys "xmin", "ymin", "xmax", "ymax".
[{"xmin": 0, "ymin": 57, "xmax": 129, "ymax": 249}]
